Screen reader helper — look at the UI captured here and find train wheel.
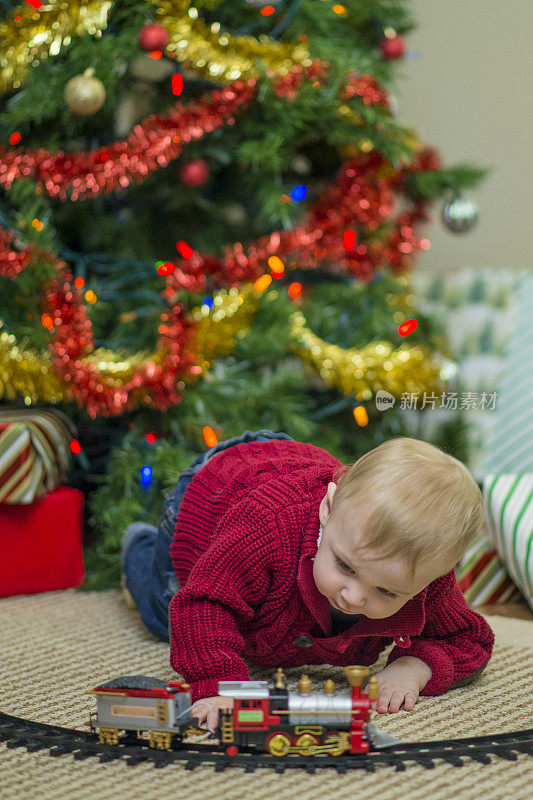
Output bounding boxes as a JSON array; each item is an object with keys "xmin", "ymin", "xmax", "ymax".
[
  {"xmin": 294, "ymin": 733, "xmax": 320, "ymax": 756},
  {"xmin": 149, "ymin": 731, "xmax": 172, "ymax": 750},
  {"xmin": 324, "ymin": 731, "xmax": 350, "ymax": 756},
  {"xmin": 225, "ymin": 745, "xmax": 239, "ymax": 756},
  {"xmin": 266, "ymin": 732, "xmax": 292, "ymax": 757},
  {"xmin": 98, "ymin": 728, "xmax": 119, "ymax": 745}
]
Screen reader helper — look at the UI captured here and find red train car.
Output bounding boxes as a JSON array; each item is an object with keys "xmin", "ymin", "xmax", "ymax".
[{"xmin": 214, "ymin": 665, "xmax": 399, "ymax": 756}]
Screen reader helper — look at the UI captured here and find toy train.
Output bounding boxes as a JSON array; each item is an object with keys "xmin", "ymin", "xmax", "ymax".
[{"xmin": 87, "ymin": 665, "xmax": 402, "ymax": 757}]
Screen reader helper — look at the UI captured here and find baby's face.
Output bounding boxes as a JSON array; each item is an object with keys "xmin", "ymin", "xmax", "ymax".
[{"xmin": 313, "ymin": 482, "xmax": 439, "ymax": 619}]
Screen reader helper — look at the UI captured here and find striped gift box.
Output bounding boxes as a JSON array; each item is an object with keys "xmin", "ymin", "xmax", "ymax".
[
  {"xmin": 0, "ymin": 408, "xmax": 77, "ymax": 504},
  {"xmin": 482, "ymin": 473, "xmax": 533, "ymax": 611},
  {"xmin": 480, "ymin": 273, "xmax": 533, "ymax": 475},
  {"xmin": 456, "ymin": 529, "xmax": 524, "ymax": 606}
]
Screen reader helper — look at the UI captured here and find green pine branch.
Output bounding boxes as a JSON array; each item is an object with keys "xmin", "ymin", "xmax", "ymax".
[{"xmin": 405, "ymin": 163, "xmax": 492, "ymax": 201}]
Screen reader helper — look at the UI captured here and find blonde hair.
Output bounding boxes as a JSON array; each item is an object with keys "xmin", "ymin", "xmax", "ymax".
[{"xmin": 330, "ymin": 437, "xmax": 484, "ymax": 583}]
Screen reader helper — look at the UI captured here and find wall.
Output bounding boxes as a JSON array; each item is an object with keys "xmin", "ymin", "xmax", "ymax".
[{"xmin": 396, "ymin": 0, "xmax": 533, "ymax": 272}]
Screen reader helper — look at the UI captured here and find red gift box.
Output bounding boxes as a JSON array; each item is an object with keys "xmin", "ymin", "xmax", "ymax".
[{"xmin": 0, "ymin": 486, "xmax": 85, "ymax": 598}]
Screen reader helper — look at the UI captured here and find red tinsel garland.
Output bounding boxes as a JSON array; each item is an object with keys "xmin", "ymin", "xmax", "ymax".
[
  {"xmin": 167, "ymin": 148, "xmax": 441, "ymax": 290},
  {"xmin": 0, "ymin": 79, "xmax": 257, "ymax": 201},
  {"xmin": 43, "ymin": 274, "xmax": 203, "ymax": 418},
  {"xmin": 0, "ymin": 226, "xmax": 30, "ymax": 279},
  {"xmin": 0, "ymin": 142, "xmax": 441, "ymax": 416},
  {"xmin": 0, "ymin": 61, "xmax": 393, "ymax": 200},
  {"xmin": 0, "ymin": 60, "xmax": 444, "ymax": 417},
  {"xmin": 0, "ymin": 232, "xmax": 206, "ymax": 417}
]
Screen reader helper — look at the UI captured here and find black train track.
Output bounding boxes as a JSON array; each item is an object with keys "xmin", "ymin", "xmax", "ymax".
[{"xmin": 1, "ymin": 711, "xmax": 531, "ymax": 773}]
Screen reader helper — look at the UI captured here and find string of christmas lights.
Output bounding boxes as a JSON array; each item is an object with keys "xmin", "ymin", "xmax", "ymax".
[
  {"xmin": 0, "ymin": 224, "xmax": 264, "ymax": 416},
  {"xmin": 0, "ymin": 120, "xmax": 442, "ymax": 414},
  {"xmin": 164, "ymin": 148, "xmax": 440, "ymax": 286},
  {"xmin": 0, "ymin": 2, "xmax": 448, "ymax": 417},
  {"xmin": 0, "ymin": 216, "xmax": 448, "ymax": 416}
]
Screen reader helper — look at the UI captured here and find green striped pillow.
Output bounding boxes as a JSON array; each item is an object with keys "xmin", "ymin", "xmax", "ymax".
[{"xmin": 483, "ymin": 473, "xmax": 533, "ymax": 611}]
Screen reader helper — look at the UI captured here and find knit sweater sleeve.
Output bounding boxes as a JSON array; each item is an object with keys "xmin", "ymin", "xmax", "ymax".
[
  {"xmin": 168, "ymin": 496, "xmax": 285, "ymax": 704},
  {"xmin": 385, "ymin": 569, "xmax": 495, "ymax": 696}
]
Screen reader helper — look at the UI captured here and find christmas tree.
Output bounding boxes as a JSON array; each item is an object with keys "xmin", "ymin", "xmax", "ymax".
[{"xmin": 0, "ymin": 0, "xmax": 488, "ymax": 589}]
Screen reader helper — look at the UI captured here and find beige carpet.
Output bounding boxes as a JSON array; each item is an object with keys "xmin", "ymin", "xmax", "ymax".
[{"xmin": 0, "ymin": 588, "xmax": 531, "ymax": 800}]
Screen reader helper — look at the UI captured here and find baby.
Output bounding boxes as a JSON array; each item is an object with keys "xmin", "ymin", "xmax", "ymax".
[{"xmin": 122, "ymin": 432, "xmax": 495, "ymax": 733}]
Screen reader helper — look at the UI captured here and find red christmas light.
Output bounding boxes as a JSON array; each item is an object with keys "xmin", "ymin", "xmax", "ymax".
[
  {"xmin": 157, "ymin": 262, "xmax": 176, "ymax": 276},
  {"xmin": 176, "ymin": 241, "xmax": 194, "ymax": 259},
  {"xmin": 343, "ymin": 229, "xmax": 357, "ymax": 250},
  {"xmin": 398, "ymin": 319, "xmax": 418, "ymax": 337},
  {"xmin": 172, "ymin": 74, "xmax": 184, "ymax": 95}
]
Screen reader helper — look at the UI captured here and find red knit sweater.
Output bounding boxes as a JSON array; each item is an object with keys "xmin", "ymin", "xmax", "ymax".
[{"xmin": 168, "ymin": 439, "xmax": 494, "ymax": 704}]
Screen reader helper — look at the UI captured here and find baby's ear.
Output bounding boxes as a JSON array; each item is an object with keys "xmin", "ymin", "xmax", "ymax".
[{"xmin": 320, "ymin": 482, "xmax": 337, "ymax": 524}]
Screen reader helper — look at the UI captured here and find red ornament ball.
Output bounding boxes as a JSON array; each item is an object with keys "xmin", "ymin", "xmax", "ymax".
[
  {"xmin": 379, "ymin": 35, "xmax": 406, "ymax": 61},
  {"xmin": 180, "ymin": 160, "xmax": 210, "ymax": 187},
  {"xmin": 138, "ymin": 24, "xmax": 170, "ymax": 52}
]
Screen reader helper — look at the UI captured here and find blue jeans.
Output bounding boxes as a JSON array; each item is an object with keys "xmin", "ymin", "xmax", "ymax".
[{"xmin": 121, "ymin": 429, "xmax": 294, "ymax": 642}]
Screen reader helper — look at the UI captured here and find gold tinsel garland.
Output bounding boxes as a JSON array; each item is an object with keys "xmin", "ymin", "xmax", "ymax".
[
  {"xmin": 289, "ymin": 310, "xmax": 447, "ymax": 402},
  {"xmin": 156, "ymin": 0, "xmax": 310, "ymax": 82},
  {"xmin": 73, "ymin": 283, "xmax": 259, "ymax": 383},
  {"xmin": 186, "ymin": 284, "xmax": 259, "ymax": 377},
  {"xmin": 0, "ymin": 283, "xmax": 259, "ymax": 405},
  {"xmin": 0, "ymin": 0, "xmax": 310, "ymax": 95},
  {"xmin": 0, "ymin": 1, "xmax": 113, "ymax": 94},
  {"xmin": 0, "ymin": 328, "xmax": 66, "ymax": 404},
  {"xmin": 0, "ymin": 282, "xmax": 449, "ymax": 407}
]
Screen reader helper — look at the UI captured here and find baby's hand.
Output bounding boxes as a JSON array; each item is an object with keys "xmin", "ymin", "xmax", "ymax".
[
  {"xmin": 190, "ymin": 696, "xmax": 234, "ymax": 732},
  {"xmin": 369, "ymin": 660, "xmax": 424, "ymax": 714}
]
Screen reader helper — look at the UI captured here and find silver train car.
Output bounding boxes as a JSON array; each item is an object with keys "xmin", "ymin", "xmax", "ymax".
[{"xmin": 87, "ymin": 675, "xmax": 197, "ymax": 749}]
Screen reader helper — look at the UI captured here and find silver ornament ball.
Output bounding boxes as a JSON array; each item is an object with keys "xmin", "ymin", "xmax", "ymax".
[
  {"xmin": 442, "ymin": 194, "xmax": 479, "ymax": 233},
  {"xmin": 292, "ymin": 154, "xmax": 311, "ymax": 175}
]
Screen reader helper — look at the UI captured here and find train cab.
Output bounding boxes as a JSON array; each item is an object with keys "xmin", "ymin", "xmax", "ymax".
[{"xmin": 218, "ymin": 680, "xmax": 272, "ymax": 732}]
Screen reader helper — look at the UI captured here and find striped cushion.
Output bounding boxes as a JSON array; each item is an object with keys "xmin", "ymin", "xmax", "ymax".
[
  {"xmin": 483, "ymin": 472, "xmax": 533, "ymax": 611},
  {"xmin": 0, "ymin": 409, "xmax": 76, "ymax": 504}
]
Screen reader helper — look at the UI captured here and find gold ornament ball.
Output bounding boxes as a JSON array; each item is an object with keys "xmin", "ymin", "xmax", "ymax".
[{"xmin": 64, "ymin": 68, "xmax": 106, "ymax": 116}]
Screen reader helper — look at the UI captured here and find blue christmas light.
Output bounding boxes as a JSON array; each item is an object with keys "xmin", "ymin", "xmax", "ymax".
[
  {"xmin": 202, "ymin": 297, "xmax": 214, "ymax": 309},
  {"xmin": 140, "ymin": 465, "xmax": 153, "ymax": 488},
  {"xmin": 290, "ymin": 185, "xmax": 308, "ymax": 202}
]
